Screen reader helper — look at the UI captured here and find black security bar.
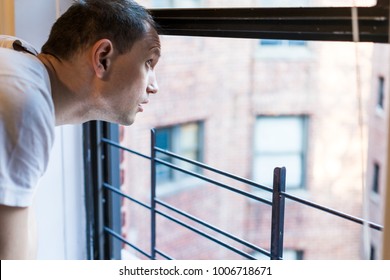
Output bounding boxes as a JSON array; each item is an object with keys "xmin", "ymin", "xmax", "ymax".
[
  {"xmin": 99, "ymin": 129, "xmax": 282, "ymax": 260},
  {"xmin": 151, "ymin": 0, "xmax": 390, "ymax": 42},
  {"xmin": 98, "ymin": 129, "xmax": 382, "ymax": 260}
]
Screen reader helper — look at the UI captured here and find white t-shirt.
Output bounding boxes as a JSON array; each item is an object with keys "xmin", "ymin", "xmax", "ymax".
[{"xmin": 0, "ymin": 35, "xmax": 55, "ymax": 207}]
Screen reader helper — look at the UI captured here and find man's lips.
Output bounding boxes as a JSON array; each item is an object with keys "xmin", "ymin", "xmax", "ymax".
[{"xmin": 137, "ymin": 100, "xmax": 149, "ymax": 112}]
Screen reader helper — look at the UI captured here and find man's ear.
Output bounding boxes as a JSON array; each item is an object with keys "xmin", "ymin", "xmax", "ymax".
[{"xmin": 92, "ymin": 39, "xmax": 114, "ymax": 79}]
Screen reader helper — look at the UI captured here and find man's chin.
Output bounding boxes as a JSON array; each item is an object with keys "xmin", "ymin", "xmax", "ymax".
[
  {"xmin": 119, "ymin": 119, "xmax": 135, "ymax": 127},
  {"xmin": 119, "ymin": 115, "xmax": 136, "ymax": 126}
]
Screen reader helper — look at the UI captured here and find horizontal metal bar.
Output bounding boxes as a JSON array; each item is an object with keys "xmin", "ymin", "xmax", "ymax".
[
  {"xmin": 156, "ymin": 198, "xmax": 271, "ymax": 258},
  {"xmin": 155, "ymin": 147, "xmax": 272, "ymax": 192},
  {"xmin": 151, "ymin": 6, "xmax": 389, "ymax": 42},
  {"xmin": 103, "ymin": 182, "xmax": 151, "ymax": 210},
  {"xmin": 104, "ymin": 227, "xmax": 153, "ymax": 259},
  {"xmin": 155, "ymin": 249, "xmax": 174, "ymax": 260},
  {"xmin": 102, "ymin": 138, "xmax": 151, "ymax": 160},
  {"xmin": 155, "ymin": 158, "xmax": 273, "ymax": 205},
  {"xmin": 156, "ymin": 209, "xmax": 258, "ymax": 260},
  {"xmin": 282, "ymin": 192, "xmax": 383, "ymax": 231}
]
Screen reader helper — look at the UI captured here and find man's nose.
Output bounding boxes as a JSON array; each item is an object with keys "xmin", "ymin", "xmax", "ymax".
[{"xmin": 147, "ymin": 72, "xmax": 158, "ymax": 94}]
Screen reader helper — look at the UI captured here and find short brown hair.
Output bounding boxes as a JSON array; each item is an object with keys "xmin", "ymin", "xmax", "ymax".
[{"xmin": 41, "ymin": 0, "xmax": 156, "ymax": 59}]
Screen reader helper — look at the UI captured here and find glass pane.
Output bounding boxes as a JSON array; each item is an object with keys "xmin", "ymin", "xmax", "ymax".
[
  {"xmin": 119, "ymin": 30, "xmax": 382, "ymax": 259},
  {"xmin": 254, "ymin": 155, "xmax": 302, "ymax": 188},
  {"xmin": 175, "ymin": 122, "xmax": 201, "ymax": 178},
  {"xmin": 260, "ymin": 40, "xmax": 282, "ymax": 46},
  {"xmin": 255, "ymin": 116, "xmax": 303, "ymax": 152},
  {"xmin": 155, "ymin": 128, "xmax": 170, "ymax": 149},
  {"xmin": 141, "ymin": 0, "xmax": 377, "ymax": 8},
  {"xmin": 179, "ymin": 122, "xmax": 199, "ymax": 150},
  {"xmin": 155, "ymin": 128, "xmax": 173, "ymax": 182}
]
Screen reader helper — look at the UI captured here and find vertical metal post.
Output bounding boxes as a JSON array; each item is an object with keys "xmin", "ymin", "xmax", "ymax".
[
  {"xmin": 270, "ymin": 167, "xmax": 286, "ymax": 260},
  {"xmin": 83, "ymin": 121, "xmax": 95, "ymax": 259},
  {"xmin": 104, "ymin": 123, "xmax": 122, "ymax": 259},
  {"xmin": 151, "ymin": 129, "xmax": 157, "ymax": 259},
  {"xmin": 83, "ymin": 121, "xmax": 105, "ymax": 259}
]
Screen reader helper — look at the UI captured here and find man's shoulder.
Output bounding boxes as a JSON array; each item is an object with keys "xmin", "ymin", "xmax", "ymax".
[
  {"xmin": 0, "ymin": 35, "xmax": 18, "ymax": 49},
  {"xmin": 0, "ymin": 40, "xmax": 54, "ymax": 126},
  {"xmin": 0, "ymin": 35, "xmax": 38, "ymax": 55},
  {"xmin": 0, "ymin": 47, "xmax": 39, "ymax": 72},
  {"xmin": 0, "ymin": 41, "xmax": 51, "ymax": 100},
  {"xmin": 0, "ymin": 35, "xmax": 42, "ymax": 78}
]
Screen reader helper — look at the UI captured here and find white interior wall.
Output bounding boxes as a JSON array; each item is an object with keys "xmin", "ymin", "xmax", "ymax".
[{"xmin": 14, "ymin": 0, "xmax": 86, "ymax": 260}]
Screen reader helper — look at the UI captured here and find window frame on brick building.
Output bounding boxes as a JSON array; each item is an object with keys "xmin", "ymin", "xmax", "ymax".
[
  {"xmin": 377, "ymin": 76, "xmax": 385, "ymax": 111},
  {"xmin": 155, "ymin": 121, "xmax": 204, "ymax": 195},
  {"xmin": 372, "ymin": 161, "xmax": 381, "ymax": 194},
  {"xmin": 253, "ymin": 115, "xmax": 309, "ymax": 191}
]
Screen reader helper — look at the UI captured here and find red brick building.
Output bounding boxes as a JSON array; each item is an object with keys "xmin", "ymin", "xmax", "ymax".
[{"xmin": 365, "ymin": 43, "xmax": 389, "ymax": 259}]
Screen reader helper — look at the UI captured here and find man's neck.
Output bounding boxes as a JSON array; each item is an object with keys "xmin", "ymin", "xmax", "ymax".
[{"xmin": 37, "ymin": 53, "xmax": 95, "ymax": 126}]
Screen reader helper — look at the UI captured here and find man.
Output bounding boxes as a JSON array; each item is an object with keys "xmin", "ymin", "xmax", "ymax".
[{"xmin": 0, "ymin": 0, "xmax": 160, "ymax": 259}]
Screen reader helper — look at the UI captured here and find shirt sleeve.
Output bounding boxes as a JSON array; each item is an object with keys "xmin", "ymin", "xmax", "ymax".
[{"xmin": 0, "ymin": 78, "xmax": 54, "ymax": 207}]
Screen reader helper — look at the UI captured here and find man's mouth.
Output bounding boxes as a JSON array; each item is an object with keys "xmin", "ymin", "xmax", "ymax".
[{"xmin": 138, "ymin": 99, "xmax": 149, "ymax": 112}]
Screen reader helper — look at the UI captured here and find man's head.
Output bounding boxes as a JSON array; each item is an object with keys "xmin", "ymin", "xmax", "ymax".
[
  {"xmin": 40, "ymin": 0, "xmax": 161, "ymax": 126},
  {"xmin": 42, "ymin": 0, "xmax": 156, "ymax": 59}
]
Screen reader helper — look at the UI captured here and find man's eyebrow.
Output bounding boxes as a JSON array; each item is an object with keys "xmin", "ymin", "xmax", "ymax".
[{"xmin": 151, "ymin": 47, "xmax": 161, "ymax": 57}]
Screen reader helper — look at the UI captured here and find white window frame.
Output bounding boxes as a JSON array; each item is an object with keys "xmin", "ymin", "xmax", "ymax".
[{"xmin": 253, "ymin": 115, "xmax": 308, "ymax": 191}]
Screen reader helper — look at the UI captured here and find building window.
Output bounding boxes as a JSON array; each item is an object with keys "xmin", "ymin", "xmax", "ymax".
[
  {"xmin": 257, "ymin": 0, "xmax": 308, "ymax": 58},
  {"xmin": 257, "ymin": 38, "xmax": 310, "ymax": 59},
  {"xmin": 370, "ymin": 244, "xmax": 376, "ymax": 260},
  {"xmin": 152, "ymin": 0, "xmax": 202, "ymax": 8},
  {"xmin": 377, "ymin": 76, "xmax": 385, "ymax": 110},
  {"xmin": 155, "ymin": 121, "xmax": 204, "ymax": 185},
  {"xmin": 260, "ymin": 39, "xmax": 307, "ymax": 47},
  {"xmin": 372, "ymin": 162, "xmax": 380, "ymax": 194},
  {"xmin": 252, "ymin": 248, "xmax": 304, "ymax": 260},
  {"xmin": 283, "ymin": 249, "xmax": 304, "ymax": 260},
  {"xmin": 253, "ymin": 116, "xmax": 308, "ymax": 190}
]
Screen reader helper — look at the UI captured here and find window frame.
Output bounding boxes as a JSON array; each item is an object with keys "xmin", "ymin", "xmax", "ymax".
[
  {"xmin": 377, "ymin": 76, "xmax": 385, "ymax": 110},
  {"xmin": 155, "ymin": 121, "xmax": 204, "ymax": 188},
  {"xmin": 150, "ymin": 0, "xmax": 389, "ymax": 42},
  {"xmin": 84, "ymin": 0, "xmax": 390, "ymax": 259},
  {"xmin": 372, "ymin": 161, "xmax": 380, "ymax": 194},
  {"xmin": 253, "ymin": 115, "xmax": 309, "ymax": 191}
]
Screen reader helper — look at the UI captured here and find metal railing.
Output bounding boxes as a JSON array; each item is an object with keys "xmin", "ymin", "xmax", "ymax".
[{"xmin": 86, "ymin": 125, "xmax": 383, "ymax": 260}]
